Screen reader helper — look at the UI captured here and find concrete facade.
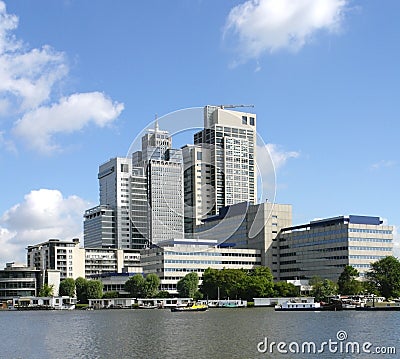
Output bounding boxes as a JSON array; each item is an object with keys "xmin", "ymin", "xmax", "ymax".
[
  {"xmin": 0, "ymin": 263, "xmax": 41, "ymax": 300},
  {"xmin": 132, "ymin": 123, "xmax": 185, "ymax": 244},
  {"xmin": 183, "ymin": 106, "xmax": 257, "ymax": 233},
  {"xmin": 195, "ymin": 202, "xmax": 292, "ymax": 267},
  {"xmin": 274, "ymin": 215, "xmax": 393, "ymax": 281},
  {"xmin": 140, "ymin": 239, "xmax": 261, "ymax": 294},
  {"xmin": 27, "ymin": 239, "xmax": 141, "ymax": 279},
  {"xmin": 85, "ymin": 157, "xmax": 148, "ymax": 249},
  {"xmin": 27, "ymin": 238, "xmax": 85, "ymax": 280}
]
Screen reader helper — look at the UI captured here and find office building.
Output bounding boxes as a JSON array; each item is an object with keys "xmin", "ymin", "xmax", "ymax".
[
  {"xmin": 0, "ymin": 262, "xmax": 61, "ymax": 301},
  {"xmin": 27, "ymin": 238, "xmax": 142, "ymax": 279},
  {"xmin": 84, "ymin": 205, "xmax": 116, "ymax": 248},
  {"xmin": 0, "ymin": 263, "xmax": 41, "ymax": 301},
  {"xmin": 27, "ymin": 238, "xmax": 85, "ymax": 280},
  {"xmin": 84, "ymin": 247, "xmax": 141, "ymax": 277},
  {"xmin": 182, "ymin": 144, "xmax": 212, "ymax": 233},
  {"xmin": 132, "ymin": 123, "xmax": 184, "ymax": 244},
  {"xmin": 195, "ymin": 201, "xmax": 292, "ymax": 268},
  {"xmin": 86, "ymin": 158, "xmax": 148, "ymax": 249},
  {"xmin": 194, "ymin": 106, "xmax": 257, "ymax": 211},
  {"xmin": 140, "ymin": 239, "xmax": 261, "ymax": 294},
  {"xmin": 274, "ymin": 215, "xmax": 394, "ymax": 281}
]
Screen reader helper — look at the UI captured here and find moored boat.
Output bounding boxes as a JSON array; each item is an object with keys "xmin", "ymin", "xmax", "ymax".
[
  {"xmin": 138, "ymin": 304, "xmax": 158, "ymax": 309},
  {"xmin": 275, "ymin": 301, "xmax": 321, "ymax": 311},
  {"xmin": 171, "ymin": 303, "xmax": 208, "ymax": 312}
]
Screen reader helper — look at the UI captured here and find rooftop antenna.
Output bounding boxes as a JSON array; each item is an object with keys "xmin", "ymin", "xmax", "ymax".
[{"xmin": 154, "ymin": 114, "xmax": 159, "ymax": 132}]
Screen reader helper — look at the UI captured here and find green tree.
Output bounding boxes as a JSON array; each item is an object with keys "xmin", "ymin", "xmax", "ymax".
[
  {"xmin": 200, "ymin": 266, "xmax": 275, "ymax": 301},
  {"xmin": 311, "ymin": 279, "xmax": 338, "ymax": 302},
  {"xmin": 59, "ymin": 278, "xmax": 75, "ymax": 297},
  {"xmin": 102, "ymin": 291, "xmax": 119, "ymax": 299},
  {"xmin": 144, "ymin": 274, "xmax": 160, "ymax": 298},
  {"xmin": 75, "ymin": 277, "xmax": 88, "ymax": 303},
  {"xmin": 366, "ymin": 256, "xmax": 400, "ymax": 300},
  {"xmin": 156, "ymin": 290, "xmax": 170, "ymax": 298},
  {"xmin": 338, "ymin": 266, "xmax": 362, "ymax": 295},
  {"xmin": 39, "ymin": 283, "xmax": 54, "ymax": 297},
  {"xmin": 193, "ymin": 290, "xmax": 203, "ymax": 301},
  {"xmin": 243, "ymin": 267, "xmax": 274, "ymax": 300},
  {"xmin": 221, "ymin": 269, "xmax": 248, "ymax": 299},
  {"xmin": 86, "ymin": 280, "xmax": 103, "ymax": 299},
  {"xmin": 273, "ymin": 282, "xmax": 299, "ymax": 297},
  {"xmin": 177, "ymin": 272, "xmax": 199, "ymax": 298},
  {"xmin": 309, "ymin": 276, "xmax": 323, "ymax": 287},
  {"xmin": 125, "ymin": 275, "xmax": 146, "ymax": 297},
  {"xmin": 200, "ymin": 268, "xmax": 220, "ymax": 299}
]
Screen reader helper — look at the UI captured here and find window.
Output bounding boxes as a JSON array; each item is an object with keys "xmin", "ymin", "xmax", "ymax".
[
  {"xmin": 197, "ymin": 152, "xmax": 202, "ymax": 160},
  {"xmin": 249, "ymin": 117, "xmax": 255, "ymax": 126}
]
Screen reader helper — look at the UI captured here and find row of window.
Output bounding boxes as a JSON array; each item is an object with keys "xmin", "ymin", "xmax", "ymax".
[
  {"xmin": 349, "ymin": 237, "xmax": 392, "ymax": 243},
  {"xmin": 349, "ymin": 228, "xmax": 392, "ymax": 234},
  {"xmin": 349, "ymin": 255, "xmax": 386, "ymax": 260},
  {"xmin": 164, "ymin": 259, "xmax": 258, "ymax": 265},
  {"xmin": 349, "ymin": 246, "xmax": 392, "ymax": 251}
]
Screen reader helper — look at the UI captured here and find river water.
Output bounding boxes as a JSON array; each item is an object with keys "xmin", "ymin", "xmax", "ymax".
[{"xmin": 1, "ymin": 308, "xmax": 398, "ymax": 358}]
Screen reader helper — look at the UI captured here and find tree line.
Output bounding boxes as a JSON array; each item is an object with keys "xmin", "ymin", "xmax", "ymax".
[
  {"xmin": 310, "ymin": 256, "xmax": 400, "ymax": 301},
  {"xmin": 58, "ymin": 277, "xmax": 103, "ymax": 303},
  {"xmin": 54, "ymin": 256, "xmax": 400, "ymax": 302}
]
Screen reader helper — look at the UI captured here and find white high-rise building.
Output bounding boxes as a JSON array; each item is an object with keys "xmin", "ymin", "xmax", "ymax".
[
  {"xmin": 84, "ymin": 158, "xmax": 148, "ymax": 249},
  {"xmin": 132, "ymin": 123, "xmax": 184, "ymax": 244},
  {"xmin": 184, "ymin": 105, "xmax": 257, "ymax": 234}
]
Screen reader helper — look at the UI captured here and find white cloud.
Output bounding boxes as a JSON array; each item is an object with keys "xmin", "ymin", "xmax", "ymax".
[
  {"xmin": 392, "ymin": 225, "xmax": 400, "ymax": 259},
  {"xmin": 0, "ymin": 0, "xmax": 67, "ymax": 112},
  {"xmin": 0, "ymin": 1, "xmax": 124, "ymax": 153},
  {"xmin": 265, "ymin": 143, "xmax": 300, "ymax": 170},
  {"xmin": 0, "ymin": 189, "xmax": 91, "ymax": 266},
  {"xmin": 224, "ymin": 0, "xmax": 349, "ymax": 62},
  {"xmin": 0, "ymin": 130, "xmax": 17, "ymax": 154},
  {"xmin": 370, "ymin": 160, "xmax": 397, "ymax": 170},
  {"xmin": 13, "ymin": 92, "xmax": 124, "ymax": 154},
  {"xmin": 256, "ymin": 143, "xmax": 300, "ymax": 200}
]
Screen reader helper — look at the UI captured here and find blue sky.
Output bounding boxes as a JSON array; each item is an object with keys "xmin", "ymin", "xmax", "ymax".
[{"xmin": 0, "ymin": 0, "xmax": 399, "ymax": 265}]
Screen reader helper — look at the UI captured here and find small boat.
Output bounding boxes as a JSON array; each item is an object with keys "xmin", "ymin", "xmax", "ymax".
[
  {"xmin": 275, "ymin": 301, "xmax": 321, "ymax": 311},
  {"xmin": 171, "ymin": 303, "xmax": 208, "ymax": 312},
  {"xmin": 355, "ymin": 301, "xmax": 400, "ymax": 311},
  {"xmin": 138, "ymin": 304, "xmax": 158, "ymax": 309},
  {"xmin": 220, "ymin": 302, "xmax": 239, "ymax": 308},
  {"xmin": 275, "ymin": 299, "xmax": 343, "ymax": 311}
]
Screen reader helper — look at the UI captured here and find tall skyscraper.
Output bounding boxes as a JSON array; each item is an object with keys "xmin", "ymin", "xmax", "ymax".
[
  {"xmin": 84, "ymin": 158, "xmax": 148, "ymax": 249},
  {"xmin": 132, "ymin": 123, "xmax": 185, "ymax": 244},
  {"xmin": 184, "ymin": 105, "xmax": 257, "ymax": 234}
]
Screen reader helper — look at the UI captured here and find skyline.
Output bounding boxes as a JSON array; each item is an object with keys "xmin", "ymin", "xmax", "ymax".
[{"xmin": 0, "ymin": 0, "xmax": 399, "ymax": 265}]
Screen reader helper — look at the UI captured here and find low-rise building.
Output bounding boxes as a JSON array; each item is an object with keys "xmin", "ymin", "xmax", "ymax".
[
  {"xmin": 87, "ymin": 271, "xmax": 142, "ymax": 296},
  {"xmin": 27, "ymin": 238, "xmax": 85, "ymax": 280},
  {"xmin": 84, "ymin": 248, "xmax": 141, "ymax": 277},
  {"xmin": 194, "ymin": 201, "xmax": 292, "ymax": 267},
  {"xmin": 274, "ymin": 215, "xmax": 393, "ymax": 281},
  {"xmin": 0, "ymin": 263, "xmax": 41, "ymax": 301},
  {"xmin": 11, "ymin": 296, "xmax": 76, "ymax": 310},
  {"xmin": 0, "ymin": 263, "xmax": 61, "ymax": 302},
  {"xmin": 140, "ymin": 238, "xmax": 261, "ymax": 294},
  {"xmin": 27, "ymin": 239, "xmax": 142, "ymax": 280}
]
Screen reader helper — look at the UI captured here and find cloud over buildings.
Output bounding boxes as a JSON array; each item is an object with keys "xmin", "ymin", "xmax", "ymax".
[
  {"xmin": 0, "ymin": 1, "xmax": 123, "ymax": 154},
  {"xmin": 13, "ymin": 92, "xmax": 124, "ymax": 154},
  {"xmin": 224, "ymin": 0, "xmax": 349, "ymax": 63},
  {"xmin": 0, "ymin": 189, "xmax": 91, "ymax": 266},
  {"xmin": 256, "ymin": 143, "xmax": 300, "ymax": 199}
]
